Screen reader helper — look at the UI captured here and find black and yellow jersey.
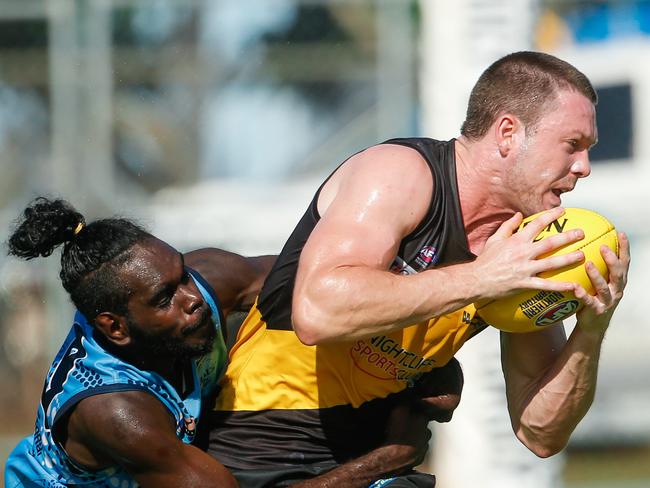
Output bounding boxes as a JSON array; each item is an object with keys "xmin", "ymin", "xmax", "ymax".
[{"xmin": 208, "ymin": 138, "xmax": 488, "ymax": 477}]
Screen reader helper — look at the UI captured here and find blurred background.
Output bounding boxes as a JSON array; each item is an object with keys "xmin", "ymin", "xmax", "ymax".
[{"xmin": 0, "ymin": 0, "xmax": 649, "ymax": 486}]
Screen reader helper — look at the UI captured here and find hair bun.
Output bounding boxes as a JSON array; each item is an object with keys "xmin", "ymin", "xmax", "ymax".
[{"xmin": 8, "ymin": 197, "xmax": 85, "ymax": 259}]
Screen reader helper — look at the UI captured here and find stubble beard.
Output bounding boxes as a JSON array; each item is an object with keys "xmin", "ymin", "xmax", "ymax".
[
  {"xmin": 126, "ymin": 310, "xmax": 216, "ymax": 362},
  {"xmin": 507, "ymin": 139, "xmax": 546, "ymax": 216}
]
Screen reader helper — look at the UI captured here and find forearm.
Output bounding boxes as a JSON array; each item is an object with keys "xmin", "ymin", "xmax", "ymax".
[
  {"xmin": 507, "ymin": 326, "xmax": 605, "ymax": 457},
  {"xmin": 291, "ymin": 445, "xmax": 415, "ymax": 488},
  {"xmin": 291, "ymin": 362, "xmax": 460, "ymax": 487},
  {"xmin": 293, "ymin": 262, "xmax": 482, "ymax": 344},
  {"xmin": 236, "ymin": 254, "xmax": 276, "ymax": 311},
  {"xmin": 184, "ymin": 249, "xmax": 275, "ymax": 314}
]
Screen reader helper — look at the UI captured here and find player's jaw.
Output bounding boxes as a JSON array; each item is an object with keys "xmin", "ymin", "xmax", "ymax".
[{"xmin": 127, "ymin": 306, "xmax": 215, "ymax": 360}]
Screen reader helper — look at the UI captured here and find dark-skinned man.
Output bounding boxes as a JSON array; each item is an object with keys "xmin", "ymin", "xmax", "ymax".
[{"xmin": 4, "ymin": 197, "xmax": 462, "ymax": 488}]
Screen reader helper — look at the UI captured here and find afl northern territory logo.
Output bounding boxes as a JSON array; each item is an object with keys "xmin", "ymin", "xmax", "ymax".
[
  {"xmin": 535, "ymin": 300, "xmax": 580, "ymax": 326},
  {"xmin": 414, "ymin": 246, "xmax": 438, "ymax": 269}
]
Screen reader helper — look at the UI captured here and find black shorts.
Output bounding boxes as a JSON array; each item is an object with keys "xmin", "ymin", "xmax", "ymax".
[{"xmin": 230, "ymin": 463, "xmax": 335, "ymax": 488}]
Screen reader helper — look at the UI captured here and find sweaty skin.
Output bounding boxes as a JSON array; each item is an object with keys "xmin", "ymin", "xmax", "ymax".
[
  {"xmin": 59, "ymin": 247, "xmax": 461, "ymax": 487},
  {"xmin": 59, "ymin": 246, "xmax": 271, "ymax": 488},
  {"xmin": 291, "ymin": 88, "xmax": 630, "ymax": 457}
]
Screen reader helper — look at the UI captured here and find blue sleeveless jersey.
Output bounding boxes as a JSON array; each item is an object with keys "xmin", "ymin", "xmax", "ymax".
[{"xmin": 5, "ymin": 269, "xmax": 227, "ymax": 488}]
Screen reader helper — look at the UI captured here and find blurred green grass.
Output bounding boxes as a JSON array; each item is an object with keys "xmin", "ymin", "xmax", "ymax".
[{"xmin": 564, "ymin": 445, "xmax": 650, "ymax": 488}]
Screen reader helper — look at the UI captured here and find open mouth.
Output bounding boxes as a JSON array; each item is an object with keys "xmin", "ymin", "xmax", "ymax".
[
  {"xmin": 552, "ymin": 182, "xmax": 575, "ymax": 197},
  {"xmin": 551, "ymin": 187, "xmax": 573, "ymax": 200}
]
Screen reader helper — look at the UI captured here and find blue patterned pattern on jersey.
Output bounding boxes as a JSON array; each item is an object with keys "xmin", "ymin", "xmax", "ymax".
[{"xmin": 4, "ymin": 269, "xmax": 227, "ymax": 488}]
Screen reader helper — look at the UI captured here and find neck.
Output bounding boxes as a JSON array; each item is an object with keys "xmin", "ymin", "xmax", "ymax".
[{"xmin": 454, "ymin": 136, "xmax": 517, "ymax": 255}]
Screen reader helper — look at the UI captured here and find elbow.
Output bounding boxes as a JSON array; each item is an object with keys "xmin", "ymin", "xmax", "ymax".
[
  {"xmin": 292, "ymin": 321, "xmax": 321, "ymax": 347},
  {"xmin": 516, "ymin": 427, "xmax": 568, "ymax": 459},
  {"xmin": 528, "ymin": 441, "xmax": 565, "ymax": 459},
  {"xmin": 292, "ymin": 298, "xmax": 332, "ymax": 346},
  {"xmin": 292, "ymin": 273, "xmax": 355, "ymax": 345}
]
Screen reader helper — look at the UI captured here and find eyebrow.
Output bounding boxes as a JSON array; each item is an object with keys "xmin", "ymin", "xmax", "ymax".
[{"xmin": 569, "ymin": 132, "xmax": 597, "ymax": 149}]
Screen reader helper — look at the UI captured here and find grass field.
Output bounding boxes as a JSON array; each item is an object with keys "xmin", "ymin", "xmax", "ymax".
[
  {"xmin": 2, "ymin": 437, "xmax": 649, "ymax": 487},
  {"xmin": 564, "ymin": 445, "xmax": 650, "ymax": 488}
]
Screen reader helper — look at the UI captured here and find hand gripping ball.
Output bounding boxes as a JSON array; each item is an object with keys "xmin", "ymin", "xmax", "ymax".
[{"xmin": 475, "ymin": 208, "xmax": 619, "ymax": 333}]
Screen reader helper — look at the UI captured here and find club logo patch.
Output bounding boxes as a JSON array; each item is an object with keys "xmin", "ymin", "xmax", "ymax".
[
  {"xmin": 535, "ymin": 300, "xmax": 580, "ymax": 326},
  {"xmin": 415, "ymin": 246, "xmax": 438, "ymax": 269}
]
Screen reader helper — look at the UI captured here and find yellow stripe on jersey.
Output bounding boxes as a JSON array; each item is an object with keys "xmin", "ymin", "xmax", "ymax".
[{"xmin": 215, "ymin": 301, "xmax": 479, "ymax": 412}]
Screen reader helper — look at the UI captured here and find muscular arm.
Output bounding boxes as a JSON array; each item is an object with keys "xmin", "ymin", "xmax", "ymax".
[
  {"xmin": 64, "ymin": 391, "xmax": 237, "ymax": 488},
  {"xmin": 292, "ymin": 444, "xmax": 424, "ymax": 488},
  {"xmin": 184, "ymin": 248, "xmax": 275, "ymax": 316},
  {"xmin": 292, "ymin": 144, "xmax": 585, "ymax": 345},
  {"xmin": 502, "ymin": 234, "xmax": 630, "ymax": 457}
]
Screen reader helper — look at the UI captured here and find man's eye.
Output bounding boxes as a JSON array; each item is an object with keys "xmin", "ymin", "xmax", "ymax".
[
  {"xmin": 566, "ymin": 140, "xmax": 578, "ymax": 152},
  {"xmin": 181, "ymin": 269, "xmax": 190, "ymax": 283},
  {"xmin": 158, "ymin": 295, "xmax": 173, "ymax": 308}
]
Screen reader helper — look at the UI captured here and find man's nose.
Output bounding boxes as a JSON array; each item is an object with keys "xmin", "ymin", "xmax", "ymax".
[
  {"xmin": 183, "ymin": 286, "xmax": 203, "ymax": 314},
  {"xmin": 572, "ymin": 150, "xmax": 591, "ymax": 178}
]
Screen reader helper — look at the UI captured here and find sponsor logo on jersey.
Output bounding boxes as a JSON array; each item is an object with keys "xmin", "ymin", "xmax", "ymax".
[
  {"xmin": 350, "ymin": 336, "xmax": 435, "ymax": 381},
  {"xmin": 535, "ymin": 300, "xmax": 580, "ymax": 326}
]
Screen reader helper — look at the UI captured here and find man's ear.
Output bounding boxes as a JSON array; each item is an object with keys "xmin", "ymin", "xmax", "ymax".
[
  {"xmin": 494, "ymin": 113, "xmax": 522, "ymax": 157},
  {"xmin": 94, "ymin": 312, "xmax": 132, "ymax": 346}
]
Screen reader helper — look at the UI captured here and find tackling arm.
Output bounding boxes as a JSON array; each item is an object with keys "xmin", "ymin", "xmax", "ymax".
[
  {"xmin": 292, "ymin": 358, "xmax": 464, "ymax": 487},
  {"xmin": 64, "ymin": 391, "xmax": 238, "ymax": 487},
  {"xmin": 184, "ymin": 248, "xmax": 275, "ymax": 316}
]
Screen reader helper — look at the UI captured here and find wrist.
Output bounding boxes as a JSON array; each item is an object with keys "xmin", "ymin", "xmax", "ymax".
[
  {"xmin": 377, "ymin": 443, "xmax": 420, "ymax": 472},
  {"xmin": 466, "ymin": 259, "xmax": 491, "ymax": 302},
  {"xmin": 435, "ymin": 261, "xmax": 485, "ymax": 304},
  {"xmin": 574, "ymin": 319, "xmax": 608, "ymax": 343}
]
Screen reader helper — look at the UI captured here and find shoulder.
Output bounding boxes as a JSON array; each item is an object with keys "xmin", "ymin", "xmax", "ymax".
[
  {"xmin": 67, "ymin": 390, "xmax": 179, "ymax": 467},
  {"xmin": 72, "ymin": 390, "xmax": 176, "ymax": 442},
  {"xmin": 317, "ymin": 143, "xmax": 434, "ymax": 237},
  {"xmin": 335, "ymin": 143, "xmax": 434, "ymax": 210},
  {"xmin": 346, "ymin": 143, "xmax": 433, "ymax": 184}
]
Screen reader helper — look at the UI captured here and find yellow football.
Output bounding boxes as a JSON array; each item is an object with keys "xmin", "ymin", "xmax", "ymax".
[{"xmin": 475, "ymin": 208, "xmax": 619, "ymax": 333}]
